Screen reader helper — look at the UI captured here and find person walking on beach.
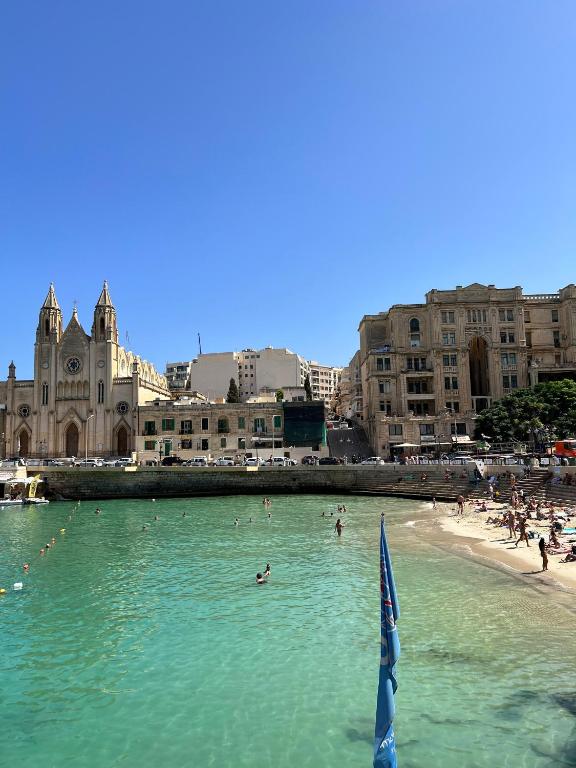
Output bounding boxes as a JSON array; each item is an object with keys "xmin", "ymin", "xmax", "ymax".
[
  {"xmin": 507, "ymin": 509, "xmax": 516, "ymax": 539},
  {"xmin": 457, "ymin": 495, "xmax": 465, "ymax": 515},
  {"xmin": 515, "ymin": 515, "xmax": 530, "ymax": 547},
  {"xmin": 539, "ymin": 537, "xmax": 548, "ymax": 571}
]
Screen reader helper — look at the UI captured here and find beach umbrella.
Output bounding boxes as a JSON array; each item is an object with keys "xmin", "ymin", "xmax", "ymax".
[{"xmin": 374, "ymin": 514, "xmax": 401, "ymax": 768}]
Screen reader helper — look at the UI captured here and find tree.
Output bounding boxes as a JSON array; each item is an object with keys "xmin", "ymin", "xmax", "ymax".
[
  {"xmin": 304, "ymin": 374, "xmax": 313, "ymax": 401},
  {"xmin": 275, "ymin": 389, "xmax": 284, "ymax": 402},
  {"xmin": 226, "ymin": 377, "xmax": 240, "ymax": 403},
  {"xmin": 474, "ymin": 379, "xmax": 576, "ymax": 444}
]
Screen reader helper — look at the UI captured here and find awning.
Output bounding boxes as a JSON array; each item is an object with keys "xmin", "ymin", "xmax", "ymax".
[
  {"xmin": 0, "ymin": 472, "xmax": 15, "ymax": 482},
  {"xmin": 395, "ymin": 442, "xmax": 419, "ymax": 448},
  {"xmin": 452, "ymin": 436, "xmax": 475, "ymax": 444}
]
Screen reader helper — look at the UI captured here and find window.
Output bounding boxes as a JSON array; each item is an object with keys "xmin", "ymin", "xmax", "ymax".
[
  {"xmin": 254, "ymin": 417, "xmax": 265, "ymax": 433},
  {"xmin": 42, "ymin": 382, "xmax": 49, "ymax": 405},
  {"xmin": 379, "ymin": 380, "xmax": 391, "ymax": 394},
  {"xmin": 201, "ymin": 417, "xmax": 209, "ymax": 431},
  {"xmin": 238, "ymin": 416, "xmax": 246, "ymax": 430},
  {"xmin": 526, "ymin": 331, "xmax": 532, "ymax": 347},
  {"xmin": 551, "ymin": 309, "xmax": 559, "ymax": 323},
  {"xmin": 409, "ymin": 318, "xmax": 420, "ymax": 333},
  {"xmin": 408, "ymin": 380, "xmax": 429, "ymax": 394},
  {"xmin": 500, "ymin": 331, "xmax": 515, "ymax": 344},
  {"xmin": 408, "ymin": 401, "xmax": 430, "ymax": 415},
  {"xmin": 467, "ymin": 309, "xmax": 487, "ymax": 323},
  {"xmin": 442, "ymin": 332, "xmax": 456, "ymax": 346},
  {"xmin": 441, "ymin": 311, "xmax": 455, "ymax": 324},
  {"xmin": 238, "ymin": 437, "xmax": 246, "ymax": 450},
  {"xmin": 273, "ymin": 415, "xmax": 282, "ymax": 430},
  {"xmin": 442, "ymin": 354, "xmax": 457, "ymax": 367},
  {"xmin": 445, "ymin": 401, "xmax": 460, "ymax": 413},
  {"xmin": 180, "ymin": 420, "xmax": 192, "ymax": 434},
  {"xmin": 524, "ymin": 310, "xmax": 531, "ymax": 323},
  {"xmin": 444, "ymin": 377, "xmax": 458, "ymax": 390},
  {"xmin": 406, "ymin": 357, "xmax": 427, "ymax": 371},
  {"xmin": 217, "ymin": 418, "xmax": 229, "ymax": 433},
  {"xmin": 503, "ymin": 375, "xmax": 518, "ymax": 389},
  {"xmin": 161, "ymin": 418, "xmax": 175, "ymax": 431},
  {"xmin": 410, "ymin": 333, "xmax": 421, "ymax": 348},
  {"xmin": 220, "ymin": 437, "xmax": 227, "ymax": 448},
  {"xmin": 501, "ymin": 353, "xmax": 517, "ymax": 366},
  {"xmin": 450, "ymin": 423, "xmax": 467, "ymax": 435},
  {"xmin": 553, "ymin": 330, "xmax": 560, "ymax": 348},
  {"xmin": 379, "ymin": 401, "xmax": 392, "ymax": 414},
  {"xmin": 499, "ymin": 309, "xmax": 514, "ymax": 322},
  {"xmin": 144, "ymin": 421, "xmax": 156, "ymax": 436},
  {"xmin": 201, "ymin": 438, "xmax": 209, "ymax": 451},
  {"xmin": 419, "ymin": 424, "xmax": 435, "ymax": 436},
  {"xmin": 376, "ymin": 357, "xmax": 391, "ymax": 371},
  {"xmin": 144, "ymin": 440, "xmax": 156, "ymax": 450},
  {"xmin": 389, "ymin": 424, "xmax": 403, "ymax": 436},
  {"xmin": 181, "ymin": 439, "xmax": 193, "ymax": 449}
]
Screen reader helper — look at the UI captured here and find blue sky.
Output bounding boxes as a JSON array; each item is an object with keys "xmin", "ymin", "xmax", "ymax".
[{"xmin": 2, "ymin": 1, "xmax": 575, "ymax": 379}]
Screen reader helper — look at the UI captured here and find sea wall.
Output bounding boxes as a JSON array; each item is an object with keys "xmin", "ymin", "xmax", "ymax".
[{"xmin": 32, "ymin": 464, "xmax": 467, "ymax": 501}]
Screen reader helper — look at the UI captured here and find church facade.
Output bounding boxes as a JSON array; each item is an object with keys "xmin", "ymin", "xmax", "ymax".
[{"xmin": 0, "ymin": 283, "xmax": 170, "ymax": 459}]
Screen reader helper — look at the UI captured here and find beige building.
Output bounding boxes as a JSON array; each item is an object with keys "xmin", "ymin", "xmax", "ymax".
[
  {"xmin": 308, "ymin": 361, "xmax": 343, "ymax": 406},
  {"xmin": 358, "ymin": 283, "xmax": 576, "ymax": 458},
  {"xmin": 338, "ymin": 350, "xmax": 363, "ymax": 420},
  {"xmin": 0, "ymin": 283, "xmax": 170, "ymax": 459}
]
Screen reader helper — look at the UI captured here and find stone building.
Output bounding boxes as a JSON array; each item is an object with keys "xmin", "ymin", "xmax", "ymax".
[
  {"xmin": 358, "ymin": 283, "xmax": 576, "ymax": 458},
  {"xmin": 135, "ymin": 399, "xmax": 327, "ymax": 462},
  {"xmin": 0, "ymin": 283, "xmax": 170, "ymax": 459}
]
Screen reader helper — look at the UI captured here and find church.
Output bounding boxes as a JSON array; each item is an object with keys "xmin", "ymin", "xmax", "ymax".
[{"xmin": 0, "ymin": 283, "xmax": 170, "ymax": 459}]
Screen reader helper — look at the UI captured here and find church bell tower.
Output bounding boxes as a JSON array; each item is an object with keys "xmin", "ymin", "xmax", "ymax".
[{"xmin": 92, "ymin": 281, "xmax": 118, "ymax": 343}]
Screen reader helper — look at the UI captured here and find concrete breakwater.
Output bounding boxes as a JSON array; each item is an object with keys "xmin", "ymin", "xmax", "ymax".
[{"xmin": 32, "ymin": 465, "xmax": 476, "ymax": 501}]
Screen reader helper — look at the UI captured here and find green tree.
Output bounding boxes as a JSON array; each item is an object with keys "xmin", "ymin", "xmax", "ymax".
[
  {"xmin": 475, "ymin": 379, "xmax": 576, "ymax": 444},
  {"xmin": 304, "ymin": 374, "xmax": 313, "ymax": 401},
  {"xmin": 226, "ymin": 377, "xmax": 240, "ymax": 403},
  {"xmin": 275, "ymin": 389, "xmax": 284, "ymax": 402}
]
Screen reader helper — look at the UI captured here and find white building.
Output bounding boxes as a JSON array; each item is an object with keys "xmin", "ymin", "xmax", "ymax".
[
  {"xmin": 165, "ymin": 361, "xmax": 192, "ymax": 390},
  {"xmin": 237, "ymin": 347, "xmax": 310, "ymax": 400},
  {"xmin": 308, "ymin": 361, "xmax": 343, "ymax": 405},
  {"xmin": 187, "ymin": 352, "xmax": 240, "ymax": 400}
]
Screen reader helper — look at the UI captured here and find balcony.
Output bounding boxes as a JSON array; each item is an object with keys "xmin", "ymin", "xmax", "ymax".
[
  {"xmin": 442, "ymin": 366, "xmax": 458, "ymax": 374},
  {"xmin": 142, "ymin": 430, "xmax": 157, "ymax": 436},
  {"xmin": 179, "ymin": 429, "xmax": 194, "ymax": 435},
  {"xmin": 501, "ymin": 364, "xmax": 518, "ymax": 372}
]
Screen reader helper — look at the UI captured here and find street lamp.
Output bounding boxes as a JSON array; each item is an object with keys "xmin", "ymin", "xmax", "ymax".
[{"xmin": 85, "ymin": 414, "xmax": 95, "ymax": 466}]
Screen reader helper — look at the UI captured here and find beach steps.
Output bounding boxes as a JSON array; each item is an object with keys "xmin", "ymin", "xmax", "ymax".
[{"xmin": 353, "ymin": 470, "xmax": 475, "ymax": 502}]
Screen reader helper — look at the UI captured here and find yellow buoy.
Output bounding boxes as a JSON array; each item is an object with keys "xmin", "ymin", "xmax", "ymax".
[{"xmin": 0, "ymin": 589, "xmax": 6, "ymax": 595}]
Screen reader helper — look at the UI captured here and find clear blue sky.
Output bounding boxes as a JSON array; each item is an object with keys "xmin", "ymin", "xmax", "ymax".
[{"xmin": 2, "ymin": 1, "xmax": 575, "ymax": 379}]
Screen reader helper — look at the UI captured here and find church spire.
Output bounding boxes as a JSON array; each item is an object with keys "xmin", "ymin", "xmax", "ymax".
[
  {"xmin": 95, "ymin": 280, "xmax": 114, "ymax": 308},
  {"xmin": 42, "ymin": 283, "xmax": 60, "ymax": 310}
]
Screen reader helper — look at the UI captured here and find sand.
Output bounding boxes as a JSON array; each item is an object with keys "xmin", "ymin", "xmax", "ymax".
[{"xmin": 432, "ymin": 499, "xmax": 576, "ymax": 593}]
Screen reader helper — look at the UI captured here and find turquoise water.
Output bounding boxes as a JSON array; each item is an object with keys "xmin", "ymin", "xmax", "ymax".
[{"xmin": 0, "ymin": 494, "xmax": 575, "ymax": 768}]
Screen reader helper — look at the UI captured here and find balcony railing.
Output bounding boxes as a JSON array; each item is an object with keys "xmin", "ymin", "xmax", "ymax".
[{"xmin": 179, "ymin": 429, "xmax": 194, "ymax": 435}]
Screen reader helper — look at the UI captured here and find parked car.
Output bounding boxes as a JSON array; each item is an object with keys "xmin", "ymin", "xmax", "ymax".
[
  {"xmin": 265, "ymin": 456, "xmax": 290, "ymax": 467},
  {"xmin": 188, "ymin": 456, "xmax": 208, "ymax": 467},
  {"xmin": 76, "ymin": 458, "xmax": 104, "ymax": 467},
  {"xmin": 318, "ymin": 456, "xmax": 339, "ymax": 465},
  {"xmin": 361, "ymin": 457, "xmax": 385, "ymax": 465},
  {"xmin": 301, "ymin": 455, "xmax": 318, "ymax": 465},
  {"xmin": 244, "ymin": 456, "xmax": 264, "ymax": 466},
  {"xmin": 215, "ymin": 457, "xmax": 235, "ymax": 466},
  {"xmin": 161, "ymin": 456, "xmax": 184, "ymax": 466},
  {"xmin": 46, "ymin": 459, "xmax": 65, "ymax": 466},
  {"xmin": 285, "ymin": 458, "xmax": 297, "ymax": 466}
]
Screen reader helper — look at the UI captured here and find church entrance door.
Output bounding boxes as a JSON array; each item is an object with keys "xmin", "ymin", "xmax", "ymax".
[
  {"xmin": 65, "ymin": 423, "xmax": 79, "ymax": 457},
  {"xmin": 117, "ymin": 426, "xmax": 128, "ymax": 456},
  {"xmin": 18, "ymin": 430, "xmax": 29, "ymax": 457}
]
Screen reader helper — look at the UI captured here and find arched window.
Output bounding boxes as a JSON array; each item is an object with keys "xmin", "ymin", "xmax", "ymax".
[
  {"xmin": 44, "ymin": 319, "xmax": 50, "ymax": 338},
  {"xmin": 98, "ymin": 380, "xmax": 104, "ymax": 404},
  {"xmin": 100, "ymin": 317, "xmax": 105, "ymax": 337},
  {"xmin": 42, "ymin": 382, "xmax": 49, "ymax": 405},
  {"xmin": 409, "ymin": 318, "xmax": 420, "ymax": 333}
]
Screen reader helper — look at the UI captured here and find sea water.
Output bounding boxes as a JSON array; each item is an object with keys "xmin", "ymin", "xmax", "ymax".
[{"xmin": 0, "ymin": 495, "xmax": 574, "ymax": 768}]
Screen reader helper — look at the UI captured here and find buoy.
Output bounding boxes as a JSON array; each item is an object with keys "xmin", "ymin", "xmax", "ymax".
[
  {"xmin": 13, "ymin": 583, "xmax": 23, "ymax": 591},
  {"xmin": 0, "ymin": 588, "xmax": 6, "ymax": 595}
]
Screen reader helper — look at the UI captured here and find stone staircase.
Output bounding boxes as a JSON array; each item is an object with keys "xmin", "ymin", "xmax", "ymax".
[
  {"xmin": 327, "ymin": 423, "xmax": 372, "ymax": 462},
  {"xmin": 352, "ymin": 467, "xmax": 477, "ymax": 502}
]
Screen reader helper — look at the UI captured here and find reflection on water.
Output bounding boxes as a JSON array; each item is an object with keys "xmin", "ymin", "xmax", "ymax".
[{"xmin": 0, "ymin": 495, "xmax": 575, "ymax": 768}]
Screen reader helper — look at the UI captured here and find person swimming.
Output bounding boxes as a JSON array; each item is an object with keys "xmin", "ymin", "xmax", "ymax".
[
  {"xmin": 263, "ymin": 563, "xmax": 271, "ymax": 577},
  {"xmin": 95, "ymin": 507, "xmax": 101, "ymax": 515},
  {"xmin": 234, "ymin": 517, "xmax": 240, "ymax": 525},
  {"xmin": 256, "ymin": 572, "xmax": 267, "ymax": 584}
]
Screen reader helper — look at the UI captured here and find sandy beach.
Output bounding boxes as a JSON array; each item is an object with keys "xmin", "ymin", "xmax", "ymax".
[{"xmin": 431, "ymin": 499, "xmax": 576, "ymax": 593}]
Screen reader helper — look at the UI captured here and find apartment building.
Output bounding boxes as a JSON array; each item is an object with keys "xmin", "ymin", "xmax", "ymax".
[
  {"xmin": 165, "ymin": 361, "xmax": 192, "ymax": 390},
  {"xmin": 358, "ymin": 283, "xmax": 576, "ymax": 458},
  {"xmin": 308, "ymin": 361, "xmax": 343, "ymax": 406}
]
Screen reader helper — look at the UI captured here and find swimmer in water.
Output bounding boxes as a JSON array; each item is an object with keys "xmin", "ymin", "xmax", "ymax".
[
  {"xmin": 95, "ymin": 507, "xmax": 101, "ymax": 515},
  {"xmin": 234, "ymin": 517, "xmax": 240, "ymax": 526},
  {"xmin": 267, "ymin": 511, "xmax": 271, "ymax": 519},
  {"xmin": 154, "ymin": 515, "xmax": 159, "ymax": 521},
  {"xmin": 40, "ymin": 548, "xmax": 45, "ymax": 556},
  {"xmin": 263, "ymin": 563, "xmax": 271, "ymax": 577},
  {"xmin": 45, "ymin": 542, "xmax": 50, "ymax": 549},
  {"xmin": 335, "ymin": 518, "xmax": 344, "ymax": 536},
  {"xmin": 182, "ymin": 511, "xmax": 186, "ymax": 517},
  {"xmin": 249, "ymin": 517, "xmax": 253, "ymax": 523},
  {"xmin": 23, "ymin": 563, "xmax": 30, "ymax": 573},
  {"xmin": 51, "ymin": 537, "xmax": 56, "ymax": 545},
  {"xmin": 321, "ymin": 511, "xmax": 325, "ymax": 517},
  {"xmin": 256, "ymin": 572, "xmax": 267, "ymax": 584},
  {"xmin": 142, "ymin": 525, "xmax": 148, "ymax": 531}
]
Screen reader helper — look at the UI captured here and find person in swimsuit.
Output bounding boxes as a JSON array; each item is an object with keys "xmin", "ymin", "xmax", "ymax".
[
  {"xmin": 256, "ymin": 573, "xmax": 267, "ymax": 584},
  {"xmin": 263, "ymin": 563, "xmax": 271, "ymax": 577},
  {"xmin": 538, "ymin": 537, "xmax": 548, "ymax": 571},
  {"xmin": 335, "ymin": 518, "xmax": 344, "ymax": 536}
]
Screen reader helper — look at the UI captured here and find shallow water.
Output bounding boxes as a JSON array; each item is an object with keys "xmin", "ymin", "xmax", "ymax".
[{"xmin": 0, "ymin": 495, "xmax": 575, "ymax": 768}]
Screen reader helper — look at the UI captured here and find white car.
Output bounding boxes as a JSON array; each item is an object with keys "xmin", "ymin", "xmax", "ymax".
[
  {"xmin": 215, "ymin": 457, "xmax": 235, "ymax": 466},
  {"xmin": 189, "ymin": 457, "xmax": 208, "ymax": 467},
  {"xmin": 265, "ymin": 456, "xmax": 290, "ymax": 467},
  {"xmin": 244, "ymin": 457, "xmax": 264, "ymax": 466},
  {"xmin": 361, "ymin": 457, "xmax": 385, "ymax": 465},
  {"xmin": 78, "ymin": 458, "xmax": 104, "ymax": 467}
]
